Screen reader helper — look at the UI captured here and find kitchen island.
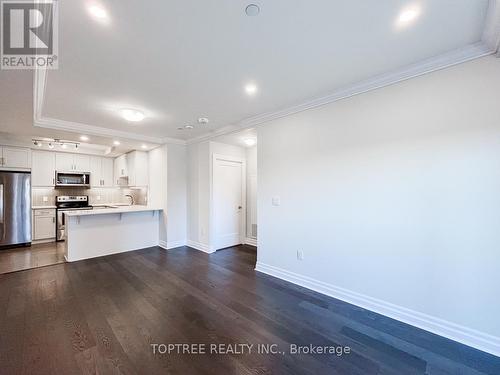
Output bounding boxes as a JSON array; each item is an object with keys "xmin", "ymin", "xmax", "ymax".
[{"xmin": 64, "ymin": 205, "xmax": 163, "ymax": 262}]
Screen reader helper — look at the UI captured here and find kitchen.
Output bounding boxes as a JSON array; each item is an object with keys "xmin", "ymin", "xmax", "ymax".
[{"xmin": 0, "ymin": 141, "xmax": 164, "ymax": 273}]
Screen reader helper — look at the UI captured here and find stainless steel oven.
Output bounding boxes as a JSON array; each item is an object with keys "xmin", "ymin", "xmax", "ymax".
[
  {"xmin": 56, "ymin": 196, "xmax": 92, "ymax": 241},
  {"xmin": 55, "ymin": 171, "xmax": 91, "ymax": 188}
]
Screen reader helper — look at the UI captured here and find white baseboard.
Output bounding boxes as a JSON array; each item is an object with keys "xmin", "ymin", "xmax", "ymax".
[
  {"xmin": 255, "ymin": 262, "xmax": 500, "ymax": 358},
  {"xmin": 32, "ymin": 238, "xmax": 56, "ymax": 245},
  {"xmin": 159, "ymin": 240, "xmax": 186, "ymax": 250},
  {"xmin": 187, "ymin": 240, "xmax": 216, "ymax": 254},
  {"xmin": 244, "ymin": 237, "xmax": 257, "ymax": 247}
]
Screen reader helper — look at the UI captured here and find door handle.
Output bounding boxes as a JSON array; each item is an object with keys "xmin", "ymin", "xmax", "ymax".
[{"xmin": 238, "ymin": 206, "xmax": 242, "ymax": 210}]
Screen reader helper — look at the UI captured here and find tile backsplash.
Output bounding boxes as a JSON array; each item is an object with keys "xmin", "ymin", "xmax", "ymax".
[{"xmin": 32, "ymin": 187, "xmax": 148, "ymax": 206}]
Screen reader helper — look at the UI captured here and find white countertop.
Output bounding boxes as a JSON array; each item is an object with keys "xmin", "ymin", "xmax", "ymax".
[
  {"xmin": 32, "ymin": 205, "xmax": 57, "ymax": 209},
  {"xmin": 64, "ymin": 205, "xmax": 163, "ymax": 217}
]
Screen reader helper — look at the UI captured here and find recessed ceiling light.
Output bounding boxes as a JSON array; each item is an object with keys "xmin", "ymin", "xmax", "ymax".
[
  {"xmin": 37, "ymin": 142, "xmax": 43, "ymax": 147},
  {"xmin": 185, "ymin": 125, "xmax": 194, "ymax": 129},
  {"xmin": 113, "ymin": 140, "xmax": 120, "ymax": 146},
  {"xmin": 245, "ymin": 83, "xmax": 258, "ymax": 96},
  {"xmin": 48, "ymin": 143, "xmax": 54, "ymax": 149},
  {"xmin": 396, "ymin": 5, "xmax": 421, "ymax": 29},
  {"xmin": 80, "ymin": 135, "xmax": 89, "ymax": 141},
  {"xmin": 198, "ymin": 117, "xmax": 209, "ymax": 125},
  {"xmin": 121, "ymin": 108, "xmax": 145, "ymax": 122},
  {"xmin": 141, "ymin": 144, "xmax": 148, "ymax": 149},
  {"xmin": 61, "ymin": 144, "xmax": 67, "ymax": 149},
  {"xmin": 87, "ymin": 4, "xmax": 109, "ymax": 21},
  {"xmin": 245, "ymin": 4, "xmax": 260, "ymax": 16},
  {"xmin": 244, "ymin": 138, "xmax": 257, "ymax": 147}
]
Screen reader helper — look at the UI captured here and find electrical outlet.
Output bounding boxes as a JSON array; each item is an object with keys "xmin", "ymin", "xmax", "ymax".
[{"xmin": 297, "ymin": 250, "xmax": 304, "ymax": 261}]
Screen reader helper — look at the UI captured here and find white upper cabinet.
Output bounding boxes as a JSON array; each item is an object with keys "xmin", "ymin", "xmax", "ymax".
[
  {"xmin": 32, "ymin": 151, "xmax": 56, "ymax": 187},
  {"xmin": 55, "ymin": 153, "xmax": 90, "ymax": 172},
  {"xmin": 126, "ymin": 151, "xmax": 148, "ymax": 187},
  {"xmin": 74, "ymin": 154, "xmax": 90, "ymax": 171},
  {"xmin": 0, "ymin": 146, "xmax": 31, "ymax": 169},
  {"xmin": 114, "ymin": 151, "xmax": 148, "ymax": 187},
  {"xmin": 89, "ymin": 156, "xmax": 102, "ymax": 187},
  {"xmin": 114, "ymin": 154, "xmax": 128, "ymax": 186},
  {"xmin": 90, "ymin": 156, "xmax": 114, "ymax": 187},
  {"xmin": 55, "ymin": 152, "xmax": 73, "ymax": 171},
  {"xmin": 101, "ymin": 158, "xmax": 114, "ymax": 187}
]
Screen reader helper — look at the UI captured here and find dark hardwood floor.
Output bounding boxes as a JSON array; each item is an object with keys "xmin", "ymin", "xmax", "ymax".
[
  {"xmin": 0, "ymin": 245, "xmax": 498, "ymax": 374},
  {"xmin": 0, "ymin": 241, "xmax": 65, "ymax": 275}
]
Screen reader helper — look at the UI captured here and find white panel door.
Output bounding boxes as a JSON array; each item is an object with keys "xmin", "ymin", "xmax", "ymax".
[
  {"xmin": 89, "ymin": 156, "xmax": 102, "ymax": 187},
  {"xmin": 213, "ymin": 156, "xmax": 244, "ymax": 250},
  {"xmin": 55, "ymin": 153, "xmax": 74, "ymax": 171},
  {"xmin": 101, "ymin": 158, "xmax": 114, "ymax": 187},
  {"xmin": 2, "ymin": 147, "xmax": 30, "ymax": 168},
  {"xmin": 32, "ymin": 151, "xmax": 55, "ymax": 186},
  {"xmin": 74, "ymin": 154, "xmax": 90, "ymax": 172}
]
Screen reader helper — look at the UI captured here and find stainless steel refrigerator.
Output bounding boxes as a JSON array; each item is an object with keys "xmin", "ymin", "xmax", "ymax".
[{"xmin": 0, "ymin": 171, "xmax": 31, "ymax": 248}]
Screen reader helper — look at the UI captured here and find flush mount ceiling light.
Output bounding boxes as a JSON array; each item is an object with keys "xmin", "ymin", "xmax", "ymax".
[
  {"xmin": 396, "ymin": 5, "xmax": 421, "ymax": 29},
  {"xmin": 87, "ymin": 4, "xmax": 109, "ymax": 22},
  {"xmin": 245, "ymin": 83, "xmax": 258, "ymax": 96},
  {"xmin": 121, "ymin": 108, "xmax": 145, "ymax": 122},
  {"xmin": 245, "ymin": 4, "xmax": 260, "ymax": 16},
  {"xmin": 198, "ymin": 117, "xmax": 209, "ymax": 125},
  {"xmin": 141, "ymin": 144, "xmax": 148, "ymax": 149},
  {"xmin": 244, "ymin": 138, "xmax": 257, "ymax": 147},
  {"xmin": 185, "ymin": 125, "xmax": 194, "ymax": 129},
  {"xmin": 113, "ymin": 140, "xmax": 120, "ymax": 146},
  {"xmin": 80, "ymin": 135, "xmax": 89, "ymax": 141}
]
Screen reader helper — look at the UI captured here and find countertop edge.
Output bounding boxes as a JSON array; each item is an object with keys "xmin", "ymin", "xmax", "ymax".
[{"xmin": 64, "ymin": 206, "xmax": 163, "ymax": 217}]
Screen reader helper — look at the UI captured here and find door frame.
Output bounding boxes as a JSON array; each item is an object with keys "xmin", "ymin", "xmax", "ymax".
[{"xmin": 210, "ymin": 153, "xmax": 247, "ymax": 252}]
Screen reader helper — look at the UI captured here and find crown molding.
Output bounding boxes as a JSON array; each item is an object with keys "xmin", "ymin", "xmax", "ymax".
[
  {"xmin": 187, "ymin": 42, "xmax": 495, "ymax": 145},
  {"xmin": 34, "ymin": 115, "xmax": 166, "ymax": 144},
  {"xmin": 34, "ymin": 39, "xmax": 495, "ymax": 147},
  {"xmin": 482, "ymin": 0, "xmax": 500, "ymax": 54}
]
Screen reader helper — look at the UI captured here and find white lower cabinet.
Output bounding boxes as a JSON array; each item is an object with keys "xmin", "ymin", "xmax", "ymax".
[{"xmin": 33, "ymin": 209, "xmax": 56, "ymax": 240}]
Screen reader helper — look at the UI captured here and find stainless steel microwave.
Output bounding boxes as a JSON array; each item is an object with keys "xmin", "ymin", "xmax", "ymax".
[{"xmin": 55, "ymin": 171, "xmax": 91, "ymax": 188}]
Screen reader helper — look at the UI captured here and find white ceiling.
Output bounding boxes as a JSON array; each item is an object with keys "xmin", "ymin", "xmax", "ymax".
[{"xmin": 1, "ymin": 0, "xmax": 497, "ymax": 147}]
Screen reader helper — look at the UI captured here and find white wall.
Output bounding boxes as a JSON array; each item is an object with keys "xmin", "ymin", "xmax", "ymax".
[
  {"xmin": 187, "ymin": 141, "xmax": 210, "ymax": 248},
  {"xmin": 148, "ymin": 145, "xmax": 168, "ymax": 244},
  {"xmin": 246, "ymin": 146, "xmax": 257, "ymax": 240},
  {"xmin": 166, "ymin": 143, "xmax": 187, "ymax": 248},
  {"xmin": 149, "ymin": 144, "xmax": 187, "ymax": 249},
  {"xmin": 187, "ymin": 141, "xmax": 245, "ymax": 251},
  {"xmin": 256, "ymin": 56, "xmax": 500, "ymax": 355}
]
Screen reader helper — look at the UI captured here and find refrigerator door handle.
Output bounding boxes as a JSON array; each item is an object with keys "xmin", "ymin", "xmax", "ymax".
[
  {"xmin": 0, "ymin": 183, "xmax": 4, "ymax": 225},
  {"xmin": 0, "ymin": 183, "xmax": 4, "ymax": 241}
]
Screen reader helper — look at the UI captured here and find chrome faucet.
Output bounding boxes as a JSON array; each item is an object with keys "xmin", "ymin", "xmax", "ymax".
[{"xmin": 125, "ymin": 194, "xmax": 134, "ymax": 205}]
